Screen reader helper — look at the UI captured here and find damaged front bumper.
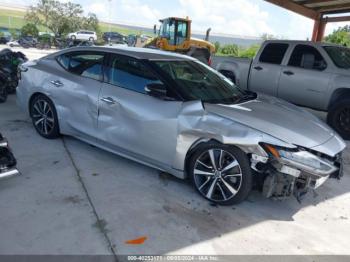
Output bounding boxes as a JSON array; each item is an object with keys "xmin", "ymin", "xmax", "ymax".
[
  {"xmin": 0, "ymin": 133, "xmax": 19, "ymax": 181},
  {"xmin": 253, "ymin": 146, "xmax": 343, "ymax": 201}
]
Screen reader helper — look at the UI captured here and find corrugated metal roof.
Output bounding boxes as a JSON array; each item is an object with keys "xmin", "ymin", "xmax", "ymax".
[{"xmin": 292, "ymin": 0, "xmax": 350, "ymax": 14}]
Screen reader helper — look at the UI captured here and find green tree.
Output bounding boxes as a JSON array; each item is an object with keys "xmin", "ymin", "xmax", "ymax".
[
  {"xmin": 25, "ymin": 0, "xmax": 100, "ymax": 37},
  {"xmin": 82, "ymin": 13, "xmax": 100, "ymax": 32},
  {"xmin": 9, "ymin": 29, "xmax": 18, "ymax": 40},
  {"xmin": 238, "ymin": 44, "xmax": 260, "ymax": 58},
  {"xmin": 21, "ymin": 23, "xmax": 39, "ymax": 37},
  {"xmin": 261, "ymin": 33, "xmax": 277, "ymax": 40},
  {"xmin": 214, "ymin": 41, "xmax": 221, "ymax": 53},
  {"xmin": 220, "ymin": 44, "xmax": 239, "ymax": 56},
  {"xmin": 325, "ymin": 26, "xmax": 350, "ymax": 46}
]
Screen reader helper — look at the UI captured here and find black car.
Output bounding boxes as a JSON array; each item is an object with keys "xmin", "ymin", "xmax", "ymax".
[
  {"xmin": 18, "ymin": 36, "xmax": 38, "ymax": 48},
  {"xmin": 0, "ymin": 35, "xmax": 11, "ymax": 44},
  {"xmin": 102, "ymin": 32, "xmax": 126, "ymax": 44}
]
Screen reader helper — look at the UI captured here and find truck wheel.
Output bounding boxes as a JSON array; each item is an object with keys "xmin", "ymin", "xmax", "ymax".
[{"xmin": 327, "ymin": 99, "xmax": 350, "ymax": 140}]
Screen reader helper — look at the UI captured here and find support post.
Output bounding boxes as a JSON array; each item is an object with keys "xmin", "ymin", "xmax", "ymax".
[{"xmin": 312, "ymin": 15, "xmax": 327, "ymax": 42}]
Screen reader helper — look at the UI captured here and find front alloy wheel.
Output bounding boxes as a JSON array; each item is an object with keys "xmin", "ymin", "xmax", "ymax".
[
  {"xmin": 30, "ymin": 95, "xmax": 60, "ymax": 139},
  {"xmin": 189, "ymin": 144, "xmax": 252, "ymax": 205}
]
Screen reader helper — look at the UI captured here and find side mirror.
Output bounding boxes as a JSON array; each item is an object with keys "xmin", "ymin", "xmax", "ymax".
[{"xmin": 145, "ymin": 83, "xmax": 167, "ymax": 99}]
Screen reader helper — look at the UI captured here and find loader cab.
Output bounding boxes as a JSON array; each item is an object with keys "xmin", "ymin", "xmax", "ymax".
[{"xmin": 157, "ymin": 18, "xmax": 190, "ymax": 48}]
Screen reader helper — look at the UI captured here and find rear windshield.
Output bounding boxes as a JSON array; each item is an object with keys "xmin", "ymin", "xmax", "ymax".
[{"xmin": 324, "ymin": 46, "xmax": 350, "ymax": 69}]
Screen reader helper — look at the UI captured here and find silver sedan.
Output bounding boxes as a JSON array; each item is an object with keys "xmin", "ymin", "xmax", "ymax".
[{"xmin": 17, "ymin": 46, "xmax": 346, "ymax": 205}]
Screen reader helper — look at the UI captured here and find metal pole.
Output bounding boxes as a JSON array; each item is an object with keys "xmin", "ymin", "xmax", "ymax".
[{"xmin": 108, "ymin": 0, "xmax": 112, "ymax": 45}]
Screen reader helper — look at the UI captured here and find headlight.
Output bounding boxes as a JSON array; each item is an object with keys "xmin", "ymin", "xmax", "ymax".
[{"xmin": 264, "ymin": 144, "xmax": 333, "ymax": 172}]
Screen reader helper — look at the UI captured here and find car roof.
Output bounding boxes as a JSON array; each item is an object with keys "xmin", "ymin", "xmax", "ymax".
[
  {"xmin": 265, "ymin": 39, "xmax": 347, "ymax": 48},
  {"xmin": 49, "ymin": 46, "xmax": 195, "ymax": 61}
]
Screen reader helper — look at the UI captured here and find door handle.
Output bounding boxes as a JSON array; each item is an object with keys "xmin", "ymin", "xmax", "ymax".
[
  {"xmin": 50, "ymin": 80, "xmax": 63, "ymax": 87},
  {"xmin": 101, "ymin": 97, "xmax": 117, "ymax": 104},
  {"xmin": 253, "ymin": 66, "xmax": 263, "ymax": 71},
  {"xmin": 283, "ymin": 71, "xmax": 294, "ymax": 76}
]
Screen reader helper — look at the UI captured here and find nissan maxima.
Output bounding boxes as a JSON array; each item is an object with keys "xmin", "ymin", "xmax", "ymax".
[{"xmin": 17, "ymin": 47, "xmax": 346, "ymax": 205}]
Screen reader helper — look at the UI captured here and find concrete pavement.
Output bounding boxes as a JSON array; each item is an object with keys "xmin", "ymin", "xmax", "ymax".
[
  {"xmin": 0, "ymin": 45, "xmax": 349, "ymax": 256},
  {"xmin": 0, "ymin": 95, "xmax": 350, "ymax": 256}
]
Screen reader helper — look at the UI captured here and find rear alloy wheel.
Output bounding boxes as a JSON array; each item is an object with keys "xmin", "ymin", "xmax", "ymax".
[
  {"xmin": 327, "ymin": 99, "xmax": 350, "ymax": 140},
  {"xmin": 30, "ymin": 95, "xmax": 60, "ymax": 139},
  {"xmin": 89, "ymin": 37, "xmax": 94, "ymax": 42},
  {"xmin": 189, "ymin": 143, "xmax": 252, "ymax": 205}
]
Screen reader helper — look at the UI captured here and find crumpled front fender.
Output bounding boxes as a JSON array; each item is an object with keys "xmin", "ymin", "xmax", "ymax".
[{"xmin": 171, "ymin": 101, "xmax": 295, "ymax": 178}]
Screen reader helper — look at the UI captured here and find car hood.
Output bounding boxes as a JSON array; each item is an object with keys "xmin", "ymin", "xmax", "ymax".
[{"xmin": 204, "ymin": 94, "xmax": 336, "ymax": 149}]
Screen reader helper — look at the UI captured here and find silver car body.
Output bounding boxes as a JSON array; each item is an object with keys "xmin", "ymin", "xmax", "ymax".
[{"xmin": 17, "ymin": 46, "xmax": 346, "ymax": 197}]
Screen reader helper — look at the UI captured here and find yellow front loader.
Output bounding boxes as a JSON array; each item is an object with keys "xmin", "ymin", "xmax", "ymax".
[{"xmin": 145, "ymin": 17, "xmax": 215, "ymax": 64}]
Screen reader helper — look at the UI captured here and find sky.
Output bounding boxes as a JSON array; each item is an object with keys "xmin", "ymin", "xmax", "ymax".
[{"xmin": 2, "ymin": 0, "xmax": 349, "ymax": 39}]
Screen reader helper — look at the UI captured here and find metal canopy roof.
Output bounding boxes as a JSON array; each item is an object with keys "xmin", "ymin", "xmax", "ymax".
[
  {"xmin": 264, "ymin": 0, "xmax": 350, "ymax": 41},
  {"xmin": 265, "ymin": 0, "xmax": 350, "ymax": 22}
]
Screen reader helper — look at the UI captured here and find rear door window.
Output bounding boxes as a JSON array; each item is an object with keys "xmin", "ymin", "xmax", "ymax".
[
  {"xmin": 105, "ymin": 55, "xmax": 162, "ymax": 94},
  {"xmin": 288, "ymin": 44, "xmax": 327, "ymax": 70},
  {"xmin": 56, "ymin": 51, "xmax": 104, "ymax": 81},
  {"xmin": 259, "ymin": 43, "xmax": 289, "ymax": 64}
]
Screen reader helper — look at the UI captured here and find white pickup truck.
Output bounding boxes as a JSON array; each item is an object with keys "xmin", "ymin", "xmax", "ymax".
[{"xmin": 214, "ymin": 40, "xmax": 350, "ymax": 139}]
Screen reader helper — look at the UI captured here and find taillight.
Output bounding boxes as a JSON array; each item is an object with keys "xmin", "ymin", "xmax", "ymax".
[{"xmin": 208, "ymin": 56, "xmax": 212, "ymax": 66}]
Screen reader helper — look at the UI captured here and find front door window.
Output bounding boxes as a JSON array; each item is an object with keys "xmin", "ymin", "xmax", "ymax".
[
  {"xmin": 161, "ymin": 19, "xmax": 176, "ymax": 45},
  {"xmin": 176, "ymin": 21, "xmax": 187, "ymax": 45}
]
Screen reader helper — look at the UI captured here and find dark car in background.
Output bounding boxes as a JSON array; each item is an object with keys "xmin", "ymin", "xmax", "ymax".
[
  {"xmin": 102, "ymin": 32, "xmax": 126, "ymax": 44},
  {"xmin": 0, "ymin": 35, "xmax": 11, "ymax": 44},
  {"xmin": 18, "ymin": 36, "xmax": 38, "ymax": 48}
]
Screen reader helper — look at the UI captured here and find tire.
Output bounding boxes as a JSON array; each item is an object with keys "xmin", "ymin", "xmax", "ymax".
[
  {"xmin": 188, "ymin": 143, "xmax": 252, "ymax": 205},
  {"xmin": 327, "ymin": 99, "xmax": 350, "ymax": 140},
  {"xmin": 71, "ymin": 35, "xmax": 76, "ymax": 40},
  {"xmin": 89, "ymin": 37, "xmax": 94, "ymax": 42},
  {"xmin": 0, "ymin": 85, "xmax": 8, "ymax": 103},
  {"xmin": 30, "ymin": 95, "xmax": 60, "ymax": 139}
]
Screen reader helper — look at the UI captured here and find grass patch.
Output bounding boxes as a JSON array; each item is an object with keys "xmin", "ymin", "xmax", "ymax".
[{"xmin": 0, "ymin": 7, "xmax": 152, "ymax": 36}]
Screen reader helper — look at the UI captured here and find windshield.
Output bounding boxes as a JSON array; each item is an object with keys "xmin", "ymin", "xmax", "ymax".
[
  {"xmin": 324, "ymin": 46, "xmax": 350, "ymax": 69},
  {"xmin": 152, "ymin": 60, "xmax": 249, "ymax": 104}
]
